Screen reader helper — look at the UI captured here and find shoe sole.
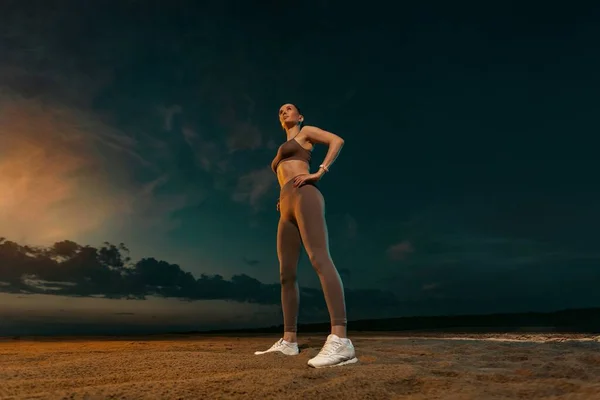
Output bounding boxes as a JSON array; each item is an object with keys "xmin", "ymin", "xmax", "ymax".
[
  {"xmin": 254, "ymin": 351, "xmax": 299, "ymax": 356},
  {"xmin": 308, "ymin": 357, "xmax": 359, "ymax": 368}
]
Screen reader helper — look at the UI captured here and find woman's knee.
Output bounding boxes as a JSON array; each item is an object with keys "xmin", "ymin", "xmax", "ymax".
[
  {"xmin": 308, "ymin": 250, "xmax": 332, "ymax": 274},
  {"xmin": 279, "ymin": 268, "xmax": 297, "ymax": 286}
]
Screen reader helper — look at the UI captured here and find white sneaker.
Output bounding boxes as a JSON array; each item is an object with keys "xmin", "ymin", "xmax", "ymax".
[
  {"xmin": 308, "ymin": 334, "xmax": 358, "ymax": 368},
  {"xmin": 254, "ymin": 338, "xmax": 299, "ymax": 356}
]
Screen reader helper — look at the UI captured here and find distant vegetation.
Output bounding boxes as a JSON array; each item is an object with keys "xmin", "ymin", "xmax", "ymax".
[
  {"xmin": 192, "ymin": 308, "xmax": 600, "ymax": 335},
  {"xmin": 0, "ymin": 238, "xmax": 398, "ymax": 318}
]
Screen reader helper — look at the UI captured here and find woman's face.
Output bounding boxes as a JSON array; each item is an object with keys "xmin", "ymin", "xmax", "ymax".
[{"xmin": 278, "ymin": 104, "xmax": 303, "ymax": 129}]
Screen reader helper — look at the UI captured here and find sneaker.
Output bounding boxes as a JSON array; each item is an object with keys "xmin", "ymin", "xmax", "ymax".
[
  {"xmin": 307, "ymin": 334, "xmax": 358, "ymax": 368},
  {"xmin": 254, "ymin": 338, "xmax": 299, "ymax": 356}
]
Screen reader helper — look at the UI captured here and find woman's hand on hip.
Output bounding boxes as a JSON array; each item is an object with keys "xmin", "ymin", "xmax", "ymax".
[{"xmin": 293, "ymin": 173, "xmax": 320, "ymax": 188}]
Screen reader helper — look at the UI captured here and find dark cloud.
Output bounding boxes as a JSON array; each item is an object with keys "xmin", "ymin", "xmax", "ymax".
[
  {"xmin": 0, "ymin": 237, "xmax": 400, "ymax": 316},
  {"xmin": 243, "ymin": 257, "xmax": 260, "ymax": 266},
  {"xmin": 232, "ymin": 167, "xmax": 277, "ymax": 209},
  {"xmin": 338, "ymin": 268, "xmax": 351, "ymax": 279},
  {"xmin": 344, "ymin": 214, "xmax": 358, "ymax": 240},
  {"xmin": 381, "ymin": 209, "xmax": 600, "ymax": 309},
  {"xmin": 387, "ymin": 241, "xmax": 414, "ymax": 261}
]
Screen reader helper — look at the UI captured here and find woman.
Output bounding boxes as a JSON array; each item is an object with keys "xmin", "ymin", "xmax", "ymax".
[{"xmin": 254, "ymin": 103, "xmax": 358, "ymax": 368}]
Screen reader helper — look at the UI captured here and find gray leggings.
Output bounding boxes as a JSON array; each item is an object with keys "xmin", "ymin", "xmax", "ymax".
[{"xmin": 277, "ymin": 177, "xmax": 347, "ymax": 332}]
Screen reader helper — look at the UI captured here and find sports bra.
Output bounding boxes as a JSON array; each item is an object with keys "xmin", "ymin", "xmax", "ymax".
[{"xmin": 271, "ymin": 137, "xmax": 312, "ymax": 173}]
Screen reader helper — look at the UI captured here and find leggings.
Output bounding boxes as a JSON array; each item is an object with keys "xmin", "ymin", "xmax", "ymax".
[{"xmin": 277, "ymin": 177, "xmax": 347, "ymax": 332}]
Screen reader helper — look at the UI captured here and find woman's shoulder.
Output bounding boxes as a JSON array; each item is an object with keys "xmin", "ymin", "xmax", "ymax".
[
  {"xmin": 299, "ymin": 125, "xmax": 320, "ymax": 139},
  {"xmin": 301, "ymin": 125, "xmax": 321, "ymax": 132},
  {"xmin": 295, "ymin": 127, "xmax": 315, "ymax": 150}
]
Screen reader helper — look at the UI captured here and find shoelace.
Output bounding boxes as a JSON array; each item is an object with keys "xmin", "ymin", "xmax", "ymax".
[{"xmin": 318, "ymin": 340, "xmax": 344, "ymax": 356}]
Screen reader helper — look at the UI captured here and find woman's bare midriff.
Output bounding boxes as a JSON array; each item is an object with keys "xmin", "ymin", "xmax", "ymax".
[{"xmin": 276, "ymin": 160, "xmax": 310, "ymax": 188}]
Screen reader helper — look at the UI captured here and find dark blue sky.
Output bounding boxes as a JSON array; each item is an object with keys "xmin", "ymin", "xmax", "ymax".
[{"xmin": 0, "ymin": 1, "xmax": 598, "ymax": 334}]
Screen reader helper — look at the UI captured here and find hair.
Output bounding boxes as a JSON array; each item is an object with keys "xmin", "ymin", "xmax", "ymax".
[{"xmin": 291, "ymin": 104, "xmax": 304, "ymax": 128}]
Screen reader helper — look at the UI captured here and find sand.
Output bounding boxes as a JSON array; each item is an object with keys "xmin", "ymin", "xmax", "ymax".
[{"xmin": 1, "ymin": 332, "xmax": 599, "ymax": 399}]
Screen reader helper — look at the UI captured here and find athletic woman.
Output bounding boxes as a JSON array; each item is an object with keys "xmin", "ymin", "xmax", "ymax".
[{"xmin": 254, "ymin": 103, "xmax": 358, "ymax": 368}]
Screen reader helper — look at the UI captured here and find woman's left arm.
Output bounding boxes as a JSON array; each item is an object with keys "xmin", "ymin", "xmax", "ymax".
[{"xmin": 303, "ymin": 125, "xmax": 345, "ymax": 178}]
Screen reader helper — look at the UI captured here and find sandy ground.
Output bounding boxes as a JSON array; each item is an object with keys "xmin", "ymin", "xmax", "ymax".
[{"xmin": 1, "ymin": 332, "xmax": 599, "ymax": 400}]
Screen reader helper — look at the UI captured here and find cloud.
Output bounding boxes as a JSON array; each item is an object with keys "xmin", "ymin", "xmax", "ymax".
[
  {"xmin": 422, "ymin": 282, "xmax": 440, "ymax": 291},
  {"xmin": 0, "ymin": 83, "xmax": 212, "ymax": 248},
  {"xmin": 139, "ymin": 174, "xmax": 170, "ymax": 197},
  {"xmin": 243, "ymin": 257, "xmax": 260, "ymax": 266},
  {"xmin": 158, "ymin": 104, "xmax": 183, "ymax": 131},
  {"xmin": 216, "ymin": 94, "xmax": 263, "ymax": 153},
  {"xmin": 180, "ymin": 127, "xmax": 230, "ymax": 174},
  {"xmin": 0, "ymin": 93, "xmax": 139, "ymax": 245},
  {"xmin": 1, "ymin": 236, "xmax": 597, "ymax": 327},
  {"xmin": 339, "ymin": 268, "xmax": 352, "ymax": 279},
  {"xmin": 226, "ymin": 121, "xmax": 262, "ymax": 153},
  {"xmin": 232, "ymin": 167, "xmax": 277, "ymax": 209},
  {"xmin": 387, "ymin": 240, "xmax": 415, "ymax": 261},
  {"xmin": 0, "ymin": 238, "xmax": 402, "ymax": 319},
  {"xmin": 126, "ymin": 174, "xmax": 202, "ymax": 234},
  {"xmin": 391, "ymin": 233, "xmax": 559, "ymax": 270},
  {"xmin": 0, "ymin": 15, "xmax": 216, "ymax": 244},
  {"xmin": 344, "ymin": 214, "xmax": 358, "ymax": 239},
  {"xmin": 181, "ymin": 127, "xmax": 197, "ymax": 147},
  {"xmin": 382, "ymin": 204, "xmax": 600, "ymax": 307}
]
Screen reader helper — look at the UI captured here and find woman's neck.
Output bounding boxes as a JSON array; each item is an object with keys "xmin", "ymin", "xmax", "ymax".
[{"xmin": 285, "ymin": 125, "xmax": 301, "ymax": 140}]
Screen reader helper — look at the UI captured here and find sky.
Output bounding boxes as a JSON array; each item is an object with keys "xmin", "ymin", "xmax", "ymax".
[{"xmin": 0, "ymin": 1, "xmax": 599, "ymax": 335}]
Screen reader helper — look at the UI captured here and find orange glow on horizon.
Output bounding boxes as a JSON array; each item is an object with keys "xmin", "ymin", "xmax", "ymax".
[{"xmin": 0, "ymin": 96, "xmax": 132, "ymax": 245}]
